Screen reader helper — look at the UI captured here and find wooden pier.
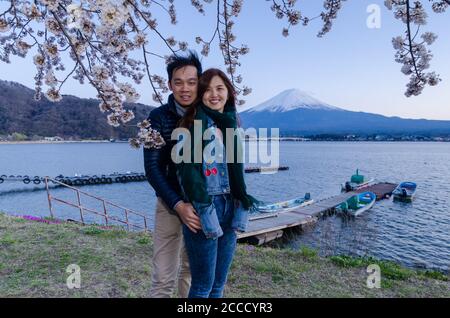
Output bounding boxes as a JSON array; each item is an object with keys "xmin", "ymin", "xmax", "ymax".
[
  {"xmin": 354, "ymin": 182, "xmax": 398, "ymax": 200},
  {"xmin": 237, "ymin": 182, "xmax": 397, "ymax": 245}
]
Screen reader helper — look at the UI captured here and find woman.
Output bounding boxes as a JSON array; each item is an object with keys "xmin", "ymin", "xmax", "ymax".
[{"xmin": 176, "ymin": 68, "xmax": 258, "ymax": 298}]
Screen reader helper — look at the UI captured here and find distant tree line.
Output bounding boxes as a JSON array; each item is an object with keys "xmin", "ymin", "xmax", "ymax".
[{"xmin": 0, "ymin": 80, "xmax": 152, "ymax": 140}]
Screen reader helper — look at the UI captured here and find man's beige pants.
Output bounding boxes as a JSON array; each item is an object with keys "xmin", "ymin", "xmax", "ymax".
[{"xmin": 149, "ymin": 198, "xmax": 191, "ymax": 298}]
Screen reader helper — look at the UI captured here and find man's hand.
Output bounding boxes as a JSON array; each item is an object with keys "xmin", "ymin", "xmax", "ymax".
[{"xmin": 174, "ymin": 202, "xmax": 202, "ymax": 233}]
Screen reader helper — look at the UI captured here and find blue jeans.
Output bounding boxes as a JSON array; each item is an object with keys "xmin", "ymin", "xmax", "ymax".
[{"xmin": 183, "ymin": 194, "xmax": 237, "ymax": 298}]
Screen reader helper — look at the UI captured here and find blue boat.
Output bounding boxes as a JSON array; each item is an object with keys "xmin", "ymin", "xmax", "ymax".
[
  {"xmin": 336, "ymin": 191, "xmax": 377, "ymax": 217},
  {"xmin": 392, "ymin": 182, "xmax": 417, "ymax": 202}
]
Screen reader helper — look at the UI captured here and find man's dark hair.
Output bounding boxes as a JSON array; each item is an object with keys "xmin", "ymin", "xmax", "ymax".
[{"xmin": 166, "ymin": 51, "xmax": 202, "ymax": 82}]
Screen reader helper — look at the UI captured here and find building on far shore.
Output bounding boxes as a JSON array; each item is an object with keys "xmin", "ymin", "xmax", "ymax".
[{"xmin": 44, "ymin": 136, "xmax": 64, "ymax": 142}]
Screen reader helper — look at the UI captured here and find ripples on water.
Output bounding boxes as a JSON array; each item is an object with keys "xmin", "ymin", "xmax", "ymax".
[{"xmin": 0, "ymin": 142, "xmax": 449, "ymax": 273}]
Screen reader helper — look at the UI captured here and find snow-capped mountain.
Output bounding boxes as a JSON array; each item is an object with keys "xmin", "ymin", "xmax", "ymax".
[
  {"xmin": 242, "ymin": 88, "xmax": 341, "ymax": 113},
  {"xmin": 239, "ymin": 88, "xmax": 450, "ymax": 135}
]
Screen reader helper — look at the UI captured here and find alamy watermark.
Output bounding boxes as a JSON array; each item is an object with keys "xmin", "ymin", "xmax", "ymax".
[
  {"xmin": 367, "ymin": 4, "xmax": 381, "ymax": 29},
  {"xmin": 66, "ymin": 264, "xmax": 81, "ymax": 289},
  {"xmin": 171, "ymin": 121, "xmax": 280, "ymax": 174},
  {"xmin": 366, "ymin": 264, "xmax": 381, "ymax": 289}
]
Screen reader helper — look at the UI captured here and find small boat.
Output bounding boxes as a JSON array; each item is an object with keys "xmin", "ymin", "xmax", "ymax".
[
  {"xmin": 336, "ymin": 191, "xmax": 377, "ymax": 217},
  {"xmin": 392, "ymin": 182, "xmax": 417, "ymax": 202},
  {"xmin": 255, "ymin": 193, "xmax": 314, "ymax": 214},
  {"xmin": 341, "ymin": 169, "xmax": 374, "ymax": 192}
]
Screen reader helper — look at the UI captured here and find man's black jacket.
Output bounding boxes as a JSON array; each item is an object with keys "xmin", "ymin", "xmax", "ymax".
[{"xmin": 144, "ymin": 94, "xmax": 183, "ymax": 212}]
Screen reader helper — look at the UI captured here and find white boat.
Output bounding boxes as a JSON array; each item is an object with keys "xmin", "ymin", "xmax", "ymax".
[
  {"xmin": 336, "ymin": 191, "xmax": 377, "ymax": 217},
  {"xmin": 341, "ymin": 178, "xmax": 375, "ymax": 192},
  {"xmin": 341, "ymin": 169, "xmax": 375, "ymax": 192},
  {"xmin": 255, "ymin": 193, "xmax": 314, "ymax": 214},
  {"xmin": 250, "ymin": 194, "xmax": 314, "ymax": 221}
]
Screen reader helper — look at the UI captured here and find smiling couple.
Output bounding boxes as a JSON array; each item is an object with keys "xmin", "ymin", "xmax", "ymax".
[{"xmin": 144, "ymin": 51, "xmax": 258, "ymax": 298}]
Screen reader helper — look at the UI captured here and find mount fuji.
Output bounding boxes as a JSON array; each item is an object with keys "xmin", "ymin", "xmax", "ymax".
[
  {"xmin": 241, "ymin": 88, "xmax": 341, "ymax": 113},
  {"xmin": 238, "ymin": 89, "xmax": 450, "ymax": 136}
]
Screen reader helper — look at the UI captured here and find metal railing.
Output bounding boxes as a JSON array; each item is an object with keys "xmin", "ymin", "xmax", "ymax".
[{"xmin": 44, "ymin": 177, "xmax": 149, "ymax": 231}]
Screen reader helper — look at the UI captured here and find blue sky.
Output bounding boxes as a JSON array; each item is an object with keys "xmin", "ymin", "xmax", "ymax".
[{"xmin": 1, "ymin": 0, "xmax": 449, "ymax": 120}]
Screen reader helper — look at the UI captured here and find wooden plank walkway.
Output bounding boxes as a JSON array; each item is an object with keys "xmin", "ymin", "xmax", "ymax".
[
  {"xmin": 237, "ymin": 182, "xmax": 397, "ymax": 245},
  {"xmin": 355, "ymin": 182, "xmax": 398, "ymax": 200}
]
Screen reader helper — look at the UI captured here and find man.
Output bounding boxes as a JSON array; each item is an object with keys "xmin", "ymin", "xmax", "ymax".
[{"xmin": 144, "ymin": 52, "xmax": 202, "ymax": 298}]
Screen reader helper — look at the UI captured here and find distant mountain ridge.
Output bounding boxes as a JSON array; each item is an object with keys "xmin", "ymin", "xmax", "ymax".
[
  {"xmin": 2, "ymin": 81, "xmax": 449, "ymax": 139},
  {"xmin": 0, "ymin": 79, "xmax": 154, "ymax": 139},
  {"xmin": 239, "ymin": 89, "xmax": 450, "ymax": 136}
]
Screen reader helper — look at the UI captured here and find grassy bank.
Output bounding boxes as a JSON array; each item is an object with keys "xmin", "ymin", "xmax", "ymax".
[{"xmin": 0, "ymin": 213, "xmax": 448, "ymax": 298}]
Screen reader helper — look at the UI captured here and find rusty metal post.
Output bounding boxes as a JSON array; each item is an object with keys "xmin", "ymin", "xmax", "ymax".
[
  {"xmin": 76, "ymin": 190, "xmax": 85, "ymax": 224},
  {"xmin": 45, "ymin": 177, "xmax": 54, "ymax": 219},
  {"xmin": 143, "ymin": 215, "xmax": 147, "ymax": 231},
  {"xmin": 124, "ymin": 209, "xmax": 130, "ymax": 231},
  {"xmin": 102, "ymin": 200, "xmax": 109, "ymax": 226}
]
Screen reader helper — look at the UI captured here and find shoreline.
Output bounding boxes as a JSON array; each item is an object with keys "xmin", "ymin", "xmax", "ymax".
[
  {"xmin": 1, "ymin": 140, "xmax": 449, "ymax": 145},
  {"xmin": 0, "ymin": 140, "xmax": 115, "ymax": 145}
]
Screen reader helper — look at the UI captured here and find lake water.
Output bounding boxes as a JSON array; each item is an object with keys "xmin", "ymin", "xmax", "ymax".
[{"xmin": 0, "ymin": 142, "xmax": 449, "ymax": 273}]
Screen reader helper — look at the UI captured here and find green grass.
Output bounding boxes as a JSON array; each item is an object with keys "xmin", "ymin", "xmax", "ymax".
[
  {"xmin": 0, "ymin": 213, "xmax": 448, "ymax": 298},
  {"xmin": 331, "ymin": 255, "xmax": 414, "ymax": 281},
  {"xmin": 329, "ymin": 255, "xmax": 448, "ymax": 282},
  {"xmin": 422, "ymin": 270, "xmax": 448, "ymax": 281},
  {"xmin": 0, "ymin": 233, "xmax": 17, "ymax": 245},
  {"xmin": 136, "ymin": 233, "xmax": 152, "ymax": 245},
  {"xmin": 299, "ymin": 245, "xmax": 318, "ymax": 259}
]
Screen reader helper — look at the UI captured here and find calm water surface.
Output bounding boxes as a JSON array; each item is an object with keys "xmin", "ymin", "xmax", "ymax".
[{"xmin": 0, "ymin": 142, "xmax": 448, "ymax": 273}]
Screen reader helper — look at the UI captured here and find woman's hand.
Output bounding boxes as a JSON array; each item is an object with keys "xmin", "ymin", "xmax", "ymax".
[{"xmin": 174, "ymin": 202, "xmax": 202, "ymax": 233}]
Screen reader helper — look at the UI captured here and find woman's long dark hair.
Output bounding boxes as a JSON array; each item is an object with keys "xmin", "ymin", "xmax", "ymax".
[{"xmin": 179, "ymin": 68, "xmax": 237, "ymax": 129}]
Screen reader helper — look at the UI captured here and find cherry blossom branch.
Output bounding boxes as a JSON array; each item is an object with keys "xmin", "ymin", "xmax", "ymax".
[
  {"xmin": 142, "ymin": 45, "xmax": 164, "ymax": 105},
  {"xmin": 406, "ymin": 0, "xmax": 421, "ymax": 80},
  {"xmin": 51, "ymin": 12, "xmax": 106, "ymax": 104},
  {"xmin": 387, "ymin": 0, "xmax": 442, "ymax": 96},
  {"xmin": 126, "ymin": 0, "xmax": 177, "ymax": 55}
]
